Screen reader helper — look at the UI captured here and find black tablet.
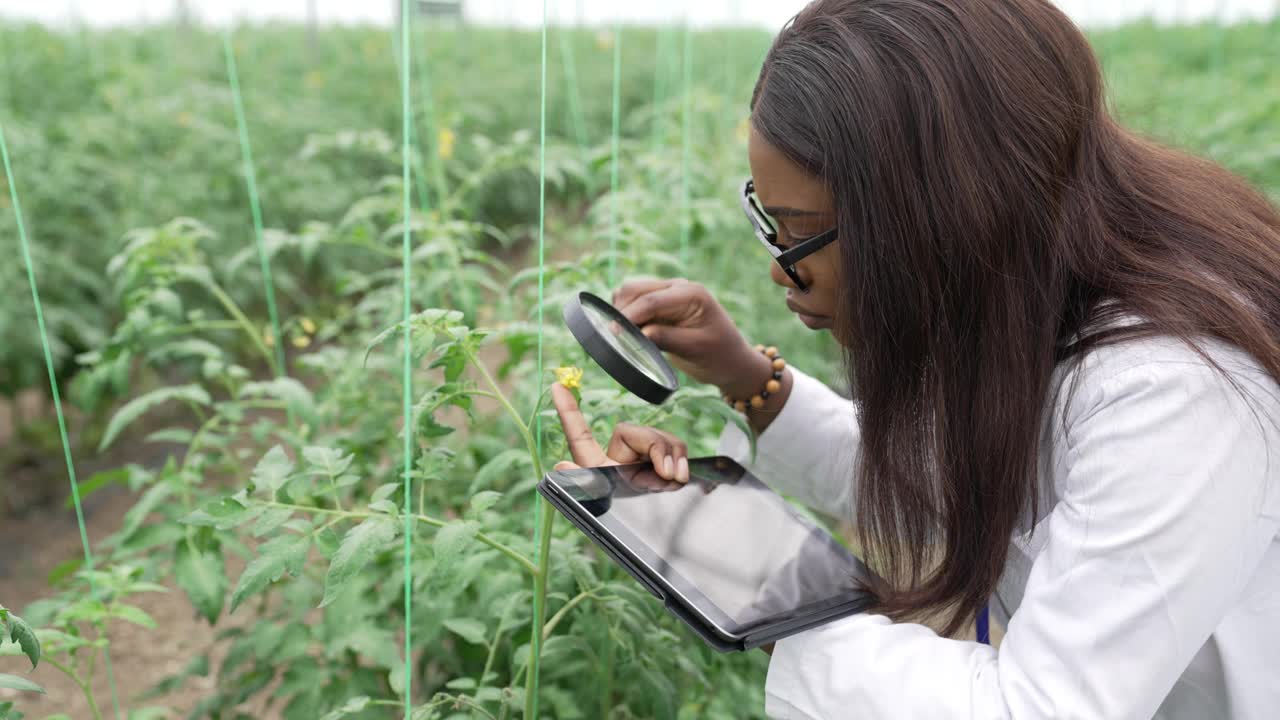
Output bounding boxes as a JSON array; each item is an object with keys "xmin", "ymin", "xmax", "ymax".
[{"xmin": 538, "ymin": 456, "xmax": 877, "ymax": 651}]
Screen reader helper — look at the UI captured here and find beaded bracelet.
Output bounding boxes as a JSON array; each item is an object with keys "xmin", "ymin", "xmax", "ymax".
[{"xmin": 723, "ymin": 344, "xmax": 787, "ymax": 413}]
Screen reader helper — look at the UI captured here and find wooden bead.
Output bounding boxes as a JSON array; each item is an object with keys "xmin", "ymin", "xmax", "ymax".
[
  {"xmin": 765, "ymin": 379, "xmax": 782, "ymax": 394},
  {"xmin": 734, "ymin": 400, "xmax": 748, "ymax": 413},
  {"xmin": 750, "ymin": 395, "xmax": 765, "ymax": 409},
  {"xmin": 764, "ymin": 346, "xmax": 778, "ymax": 358},
  {"xmin": 754, "ymin": 344, "xmax": 766, "ymax": 353},
  {"xmin": 772, "ymin": 358, "xmax": 787, "ymax": 371}
]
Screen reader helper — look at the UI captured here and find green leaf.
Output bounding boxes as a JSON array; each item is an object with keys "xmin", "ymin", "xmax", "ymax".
[
  {"xmin": 0, "ymin": 674, "xmax": 43, "ymax": 694},
  {"xmin": 319, "ymin": 696, "xmax": 370, "ymax": 720},
  {"xmin": 320, "ymin": 518, "xmax": 397, "ymax": 608},
  {"xmin": 302, "ymin": 446, "xmax": 354, "ymax": 478},
  {"xmin": 25, "ymin": 628, "xmax": 89, "ymax": 655},
  {"xmin": 111, "ymin": 604, "xmax": 157, "ymax": 629},
  {"xmin": 181, "ymin": 497, "xmax": 257, "ymax": 530},
  {"xmin": 370, "ymin": 483, "xmax": 400, "ymax": 504},
  {"xmin": 238, "ymin": 377, "xmax": 316, "ymax": 417},
  {"xmin": 251, "ymin": 445, "xmax": 295, "ymax": 494},
  {"xmin": 114, "ymin": 481, "xmax": 174, "ymax": 544},
  {"xmin": 441, "ymin": 618, "xmax": 488, "ymax": 645},
  {"xmin": 229, "ymin": 534, "xmax": 312, "ymax": 612},
  {"xmin": 417, "ymin": 411, "xmax": 455, "ymax": 439},
  {"xmin": 143, "ymin": 427, "xmax": 195, "ymax": 445},
  {"xmin": 251, "ymin": 507, "xmax": 294, "ymax": 537},
  {"xmin": 4, "ymin": 614, "xmax": 39, "ymax": 669},
  {"xmin": 445, "ymin": 677, "xmax": 477, "ymax": 691},
  {"xmin": 469, "ymin": 490, "xmax": 503, "ymax": 513},
  {"xmin": 99, "ymin": 384, "xmax": 212, "ymax": 451},
  {"xmin": 174, "ymin": 542, "xmax": 226, "ymax": 624},
  {"xmin": 66, "ymin": 468, "xmax": 129, "ymax": 509},
  {"xmin": 472, "ymin": 449, "xmax": 531, "ymax": 491},
  {"xmin": 430, "ymin": 520, "xmax": 480, "ymax": 583},
  {"xmin": 689, "ymin": 393, "xmax": 758, "ymax": 462}
]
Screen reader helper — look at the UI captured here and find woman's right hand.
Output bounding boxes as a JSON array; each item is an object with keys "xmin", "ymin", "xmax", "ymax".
[{"xmin": 612, "ymin": 278, "xmax": 766, "ymax": 400}]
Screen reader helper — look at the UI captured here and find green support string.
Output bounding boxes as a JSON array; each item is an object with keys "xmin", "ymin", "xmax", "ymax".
[
  {"xmin": 410, "ymin": 29, "xmax": 449, "ymax": 210},
  {"xmin": 649, "ymin": 27, "xmax": 673, "ymax": 183},
  {"xmin": 608, "ymin": 22, "xmax": 623, "ymax": 289},
  {"xmin": 398, "ymin": 0, "xmax": 416, "ymax": 716},
  {"xmin": 396, "ymin": 24, "xmax": 477, "ymax": 322},
  {"xmin": 557, "ymin": 20, "xmax": 592, "ymax": 192},
  {"xmin": 1210, "ymin": 0, "xmax": 1229, "ymax": 80},
  {"xmin": 527, "ymin": 1, "xmax": 555, "ymax": 716},
  {"xmin": 389, "ymin": 26, "xmax": 429, "ymax": 215},
  {"xmin": 1, "ymin": 122, "xmax": 123, "ymax": 720},
  {"xmin": 724, "ymin": 0, "xmax": 739, "ymax": 98},
  {"xmin": 679, "ymin": 23, "xmax": 694, "ymax": 267},
  {"xmin": 222, "ymin": 34, "xmax": 290, "ymax": 397}
]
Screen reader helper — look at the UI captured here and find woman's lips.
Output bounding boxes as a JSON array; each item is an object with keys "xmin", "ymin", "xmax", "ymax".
[
  {"xmin": 786, "ymin": 299, "xmax": 832, "ymax": 329},
  {"xmin": 796, "ymin": 312, "xmax": 832, "ymax": 329},
  {"xmin": 798, "ymin": 311, "xmax": 829, "ymax": 327}
]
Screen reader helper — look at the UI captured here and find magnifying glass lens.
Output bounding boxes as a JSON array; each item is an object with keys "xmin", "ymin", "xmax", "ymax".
[
  {"xmin": 563, "ymin": 292, "xmax": 679, "ymax": 405},
  {"xmin": 582, "ymin": 303, "xmax": 669, "ymax": 384}
]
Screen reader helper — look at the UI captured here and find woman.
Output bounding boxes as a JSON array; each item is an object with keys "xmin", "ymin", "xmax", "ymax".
[{"xmin": 550, "ymin": 0, "xmax": 1280, "ymax": 717}]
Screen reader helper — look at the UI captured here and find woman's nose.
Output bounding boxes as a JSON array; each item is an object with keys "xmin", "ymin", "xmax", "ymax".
[
  {"xmin": 769, "ymin": 261, "xmax": 808, "ymax": 293},
  {"xmin": 769, "ymin": 261, "xmax": 793, "ymax": 288}
]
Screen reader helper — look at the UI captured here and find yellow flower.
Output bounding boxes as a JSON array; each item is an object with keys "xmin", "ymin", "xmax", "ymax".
[
  {"xmin": 553, "ymin": 366, "xmax": 584, "ymax": 390},
  {"xmin": 292, "ymin": 335, "xmax": 312, "ymax": 349},
  {"xmin": 300, "ymin": 317, "xmax": 317, "ymax": 334},
  {"xmin": 437, "ymin": 127, "xmax": 456, "ymax": 160},
  {"xmin": 263, "ymin": 329, "xmax": 276, "ymax": 348}
]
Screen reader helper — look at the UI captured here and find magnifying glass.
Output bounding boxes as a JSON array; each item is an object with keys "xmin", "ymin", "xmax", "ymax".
[{"xmin": 562, "ymin": 291, "xmax": 679, "ymax": 404}]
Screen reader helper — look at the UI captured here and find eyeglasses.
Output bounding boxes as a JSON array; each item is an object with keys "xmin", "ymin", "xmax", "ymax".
[{"xmin": 740, "ymin": 178, "xmax": 838, "ymax": 293}]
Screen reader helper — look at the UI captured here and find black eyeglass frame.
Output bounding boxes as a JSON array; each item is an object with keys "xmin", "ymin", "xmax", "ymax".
[{"xmin": 740, "ymin": 178, "xmax": 838, "ymax": 292}]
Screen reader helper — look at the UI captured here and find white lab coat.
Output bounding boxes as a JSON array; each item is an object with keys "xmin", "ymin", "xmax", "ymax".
[{"xmin": 717, "ymin": 333, "xmax": 1280, "ymax": 719}]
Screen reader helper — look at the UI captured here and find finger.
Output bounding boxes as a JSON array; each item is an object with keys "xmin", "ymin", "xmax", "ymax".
[
  {"xmin": 551, "ymin": 383, "xmax": 609, "ymax": 467},
  {"xmin": 653, "ymin": 429, "xmax": 691, "ymax": 483},
  {"xmin": 616, "ymin": 283, "xmax": 699, "ymax": 328},
  {"xmin": 612, "ymin": 277, "xmax": 678, "ymax": 308},
  {"xmin": 554, "ymin": 461, "xmax": 581, "ymax": 472},
  {"xmin": 606, "ymin": 422, "xmax": 676, "ymax": 479},
  {"xmin": 637, "ymin": 323, "xmax": 701, "ymax": 355}
]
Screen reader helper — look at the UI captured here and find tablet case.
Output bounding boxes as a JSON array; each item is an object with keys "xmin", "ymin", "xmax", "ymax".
[{"xmin": 537, "ymin": 477, "xmax": 873, "ymax": 652}]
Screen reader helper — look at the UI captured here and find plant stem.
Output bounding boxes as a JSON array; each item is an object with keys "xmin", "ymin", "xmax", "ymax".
[
  {"xmin": 525, "ymin": 501, "xmax": 555, "ymax": 718},
  {"xmin": 477, "ymin": 592, "xmax": 523, "ymax": 693},
  {"xmin": 461, "ymin": 344, "xmax": 543, "ymax": 480},
  {"xmin": 541, "ymin": 588, "xmax": 611, "ymax": 641},
  {"xmin": 152, "ymin": 320, "xmax": 244, "ymax": 337},
  {"xmin": 259, "ymin": 500, "xmax": 537, "ymax": 576},
  {"xmin": 204, "ymin": 280, "xmax": 280, "ymax": 375},
  {"xmin": 46, "ymin": 656, "xmax": 102, "ymax": 720},
  {"xmin": 600, "ymin": 624, "xmax": 616, "ymax": 718}
]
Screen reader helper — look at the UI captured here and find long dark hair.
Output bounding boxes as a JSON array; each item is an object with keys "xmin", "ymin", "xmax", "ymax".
[{"xmin": 751, "ymin": 0, "xmax": 1280, "ymax": 635}]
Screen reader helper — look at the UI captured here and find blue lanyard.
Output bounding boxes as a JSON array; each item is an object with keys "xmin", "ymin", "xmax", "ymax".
[{"xmin": 976, "ymin": 603, "xmax": 991, "ymax": 645}]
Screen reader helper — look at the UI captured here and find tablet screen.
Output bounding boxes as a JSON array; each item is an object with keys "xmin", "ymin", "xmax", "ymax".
[{"xmin": 547, "ymin": 457, "xmax": 871, "ymax": 634}]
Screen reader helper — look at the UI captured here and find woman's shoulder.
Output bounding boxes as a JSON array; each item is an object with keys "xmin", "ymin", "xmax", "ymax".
[
  {"xmin": 1041, "ymin": 320, "xmax": 1280, "ymax": 523},
  {"xmin": 1052, "ymin": 324, "xmax": 1280, "ymax": 441}
]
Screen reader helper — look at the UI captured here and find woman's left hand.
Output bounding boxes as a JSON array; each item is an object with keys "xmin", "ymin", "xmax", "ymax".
[{"xmin": 549, "ymin": 383, "xmax": 690, "ymax": 485}]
